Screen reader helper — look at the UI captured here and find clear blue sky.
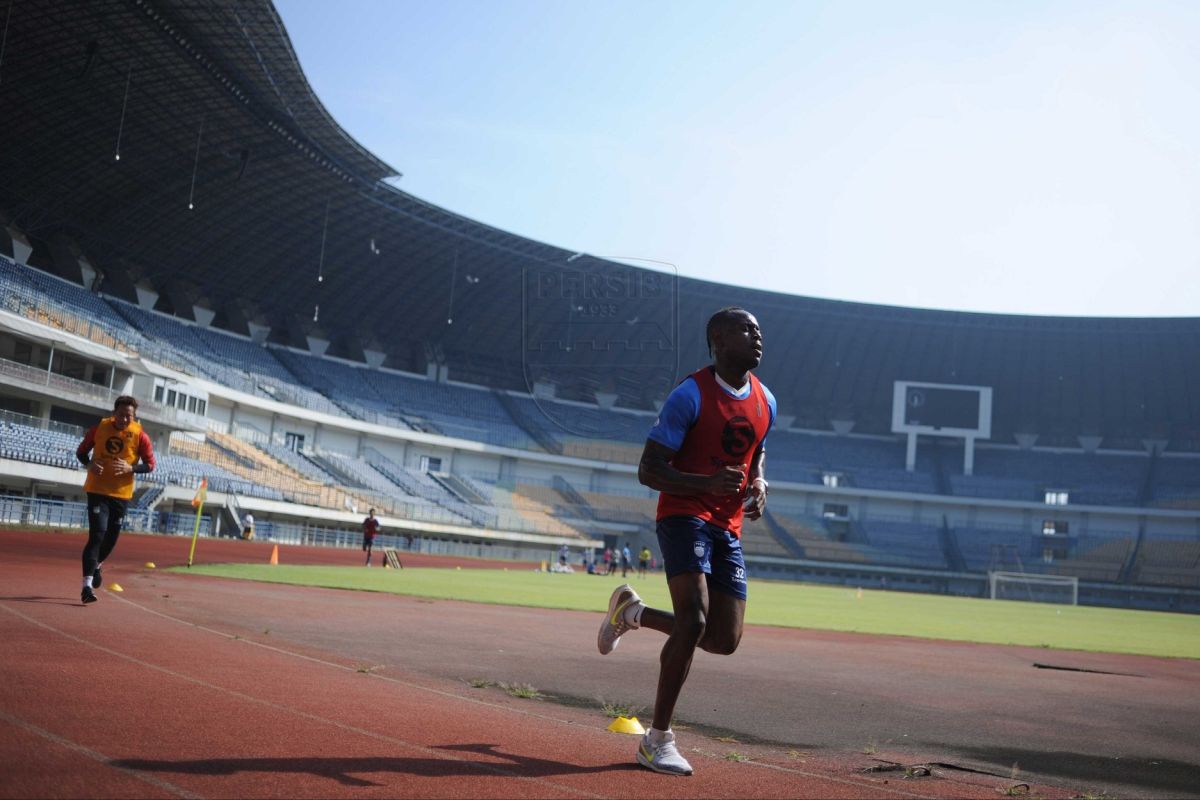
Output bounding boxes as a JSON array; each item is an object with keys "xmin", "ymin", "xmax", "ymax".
[{"xmin": 276, "ymin": 0, "xmax": 1199, "ymax": 317}]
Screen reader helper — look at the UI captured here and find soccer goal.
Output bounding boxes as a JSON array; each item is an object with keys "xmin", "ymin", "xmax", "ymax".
[{"xmin": 988, "ymin": 571, "xmax": 1078, "ymax": 605}]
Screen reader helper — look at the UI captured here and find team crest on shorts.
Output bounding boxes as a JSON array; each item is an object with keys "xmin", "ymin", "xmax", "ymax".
[{"xmin": 693, "ymin": 541, "xmax": 705, "ymax": 558}]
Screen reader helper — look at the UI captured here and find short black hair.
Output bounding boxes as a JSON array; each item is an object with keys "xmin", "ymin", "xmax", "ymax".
[
  {"xmin": 113, "ymin": 395, "xmax": 138, "ymax": 411},
  {"xmin": 706, "ymin": 307, "xmax": 749, "ymax": 356}
]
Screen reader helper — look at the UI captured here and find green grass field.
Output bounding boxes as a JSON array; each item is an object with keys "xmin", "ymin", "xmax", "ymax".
[{"xmin": 178, "ymin": 563, "xmax": 1200, "ymax": 660}]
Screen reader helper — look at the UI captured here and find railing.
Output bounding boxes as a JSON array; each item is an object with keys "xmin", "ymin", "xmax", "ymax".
[
  {"xmin": 0, "ymin": 356, "xmax": 115, "ymax": 405},
  {"xmin": 0, "ymin": 407, "xmax": 84, "ymax": 438},
  {"xmin": 0, "ymin": 354, "xmax": 204, "ymax": 429},
  {"xmin": 0, "ymin": 495, "xmax": 153, "ymax": 532},
  {"xmin": 0, "ymin": 278, "xmax": 138, "ymax": 356}
]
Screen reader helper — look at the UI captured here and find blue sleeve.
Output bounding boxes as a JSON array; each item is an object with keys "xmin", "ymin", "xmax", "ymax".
[
  {"xmin": 647, "ymin": 377, "xmax": 701, "ymax": 452},
  {"xmin": 759, "ymin": 383, "xmax": 777, "ymax": 450}
]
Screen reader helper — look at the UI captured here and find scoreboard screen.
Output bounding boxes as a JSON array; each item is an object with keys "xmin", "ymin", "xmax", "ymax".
[
  {"xmin": 893, "ymin": 381, "xmax": 992, "ymax": 438},
  {"xmin": 904, "ymin": 386, "xmax": 979, "ymax": 429}
]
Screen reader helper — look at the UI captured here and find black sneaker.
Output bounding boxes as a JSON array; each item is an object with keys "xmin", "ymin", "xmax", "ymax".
[
  {"xmin": 81, "ymin": 586, "xmax": 97, "ymax": 604},
  {"xmin": 92, "ymin": 566, "xmax": 103, "ymax": 590}
]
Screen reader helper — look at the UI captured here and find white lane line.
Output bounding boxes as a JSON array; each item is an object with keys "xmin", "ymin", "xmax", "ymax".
[
  {"xmin": 110, "ymin": 592, "xmax": 940, "ymax": 800},
  {"xmin": 0, "ymin": 708, "xmax": 202, "ymax": 799},
  {"xmin": 0, "ymin": 601, "xmax": 608, "ymax": 800}
]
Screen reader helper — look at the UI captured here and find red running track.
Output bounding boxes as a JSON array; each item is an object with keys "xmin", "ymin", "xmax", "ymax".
[{"xmin": 1, "ymin": 529, "xmax": 1194, "ymax": 799}]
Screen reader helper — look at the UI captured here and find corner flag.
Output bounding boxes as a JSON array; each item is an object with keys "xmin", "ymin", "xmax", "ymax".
[
  {"xmin": 191, "ymin": 478, "xmax": 208, "ymax": 508},
  {"xmin": 187, "ymin": 478, "xmax": 207, "ymax": 567}
]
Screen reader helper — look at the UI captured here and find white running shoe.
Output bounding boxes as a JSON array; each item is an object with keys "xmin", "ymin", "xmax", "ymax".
[
  {"xmin": 597, "ymin": 583, "xmax": 642, "ymax": 655},
  {"xmin": 636, "ymin": 729, "xmax": 694, "ymax": 776}
]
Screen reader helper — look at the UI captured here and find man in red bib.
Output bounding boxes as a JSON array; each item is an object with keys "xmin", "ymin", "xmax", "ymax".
[
  {"xmin": 75, "ymin": 396, "xmax": 156, "ymax": 604},
  {"xmin": 597, "ymin": 307, "xmax": 775, "ymax": 776},
  {"xmin": 363, "ymin": 508, "xmax": 380, "ymax": 566}
]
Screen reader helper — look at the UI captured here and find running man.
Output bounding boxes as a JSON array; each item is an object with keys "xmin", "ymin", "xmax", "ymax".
[
  {"xmin": 76, "ymin": 395, "xmax": 156, "ymax": 604},
  {"xmin": 363, "ymin": 508, "xmax": 379, "ymax": 566},
  {"xmin": 597, "ymin": 307, "xmax": 775, "ymax": 776}
]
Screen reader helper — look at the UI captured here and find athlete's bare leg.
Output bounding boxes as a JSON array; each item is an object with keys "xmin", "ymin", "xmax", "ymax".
[{"xmin": 632, "ymin": 571, "xmax": 740, "ymax": 732}]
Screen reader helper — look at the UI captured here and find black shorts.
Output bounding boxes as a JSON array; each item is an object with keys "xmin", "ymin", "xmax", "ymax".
[{"xmin": 87, "ymin": 493, "xmax": 128, "ymax": 534}]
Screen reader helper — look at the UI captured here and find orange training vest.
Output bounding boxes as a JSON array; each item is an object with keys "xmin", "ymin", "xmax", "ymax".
[{"xmin": 83, "ymin": 417, "xmax": 144, "ymax": 500}]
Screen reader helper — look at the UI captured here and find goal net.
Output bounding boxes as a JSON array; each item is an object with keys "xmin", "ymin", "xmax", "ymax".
[{"xmin": 988, "ymin": 571, "xmax": 1078, "ymax": 605}]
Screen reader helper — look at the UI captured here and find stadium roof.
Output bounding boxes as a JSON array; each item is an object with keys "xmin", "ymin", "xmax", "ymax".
[{"xmin": 1, "ymin": 0, "xmax": 1198, "ymax": 447}]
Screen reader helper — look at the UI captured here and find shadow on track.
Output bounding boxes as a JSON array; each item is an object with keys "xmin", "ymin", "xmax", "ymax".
[
  {"xmin": 114, "ymin": 744, "xmax": 640, "ymax": 787},
  {"xmin": 945, "ymin": 745, "xmax": 1200, "ymax": 798},
  {"xmin": 0, "ymin": 596, "xmax": 81, "ymax": 607}
]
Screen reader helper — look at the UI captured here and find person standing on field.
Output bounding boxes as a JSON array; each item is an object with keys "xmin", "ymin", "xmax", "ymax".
[
  {"xmin": 638, "ymin": 545, "xmax": 652, "ymax": 578},
  {"xmin": 597, "ymin": 307, "xmax": 775, "ymax": 776},
  {"xmin": 75, "ymin": 396, "xmax": 156, "ymax": 604}
]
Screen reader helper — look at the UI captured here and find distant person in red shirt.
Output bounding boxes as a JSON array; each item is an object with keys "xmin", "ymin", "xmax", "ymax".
[
  {"xmin": 362, "ymin": 509, "xmax": 379, "ymax": 566},
  {"xmin": 597, "ymin": 308, "xmax": 775, "ymax": 776},
  {"xmin": 75, "ymin": 396, "xmax": 156, "ymax": 604}
]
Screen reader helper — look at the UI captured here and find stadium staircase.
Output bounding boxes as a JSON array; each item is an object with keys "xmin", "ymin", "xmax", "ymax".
[
  {"xmin": 131, "ymin": 486, "xmax": 163, "ymax": 511},
  {"xmin": 298, "ymin": 450, "xmax": 351, "ymax": 484},
  {"xmin": 844, "ymin": 518, "xmax": 872, "ymax": 545},
  {"xmin": 221, "ymin": 494, "xmax": 245, "ymax": 538},
  {"xmin": 938, "ymin": 516, "xmax": 968, "ymax": 572},
  {"xmin": 761, "ymin": 510, "xmax": 807, "ymax": 558},
  {"xmin": 362, "ymin": 448, "xmax": 492, "ymax": 526},
  {"xmin": 430, "ymin": 472, "xmax": 490, "ymax": 506},
  {"xmin": 362, "ymin": 448, "xmax": 432, "ymax": 497},
  {"xmin": 930, "ymin": 442, "xmax": 952, "ymax": 496},
  {"xmin": 310, "ymin": 452, "xmax": 396, "ymax": 496},
  {"xmin": 551, "ymin": 476, "xmax": 596, "ymax": 519},
  {"xmin": 1139, "ymin": 448, "xmax": 1161, "ymax": 505},
  {"xmin": 169, "ymin": 436, "xmax": 304, "ymax": 504},
  {"xmin": 1119, "ymin": 522, "xmax": 1148, "ymax": 583},
  {"xmin": 492, "ymin": 391, "xmax": 563, "ymax": 454},
  {"xmin": 208, "ymin": 433, "xmax": 380, "ymax": 513},
  {"xmin": 207, "ymin": 436, "xmax": 259, "ymax": 472}
]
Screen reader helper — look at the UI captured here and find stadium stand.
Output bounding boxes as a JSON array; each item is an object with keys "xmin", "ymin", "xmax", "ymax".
[
  {"xmin": 0, "ymin": 418, "xmax": 81, "ymax": 470},
  {"xmin": 861, "ymin": 520, "xmax": 948, "ymax": 568},
  {"xmin": 1152, "ymin": 455, "xmax": 1200, "ymax": 508},
  {"xmin": 360, "ymin": 370, "xmax": 536, "ymax": 449},
  {"xmin": 767, "ymin": 431, "xmax": 941, "ymax": 493},
  {"xmin": 949, "ymin": 446, "xmax": 1147, "ymax": 506},
  {"xmin": 1130, "ymin": 536, "xmax": 1200, "ymax": 589},
  {"xmin": 0, "ymin": 0, "xmax": 1196, "ymax": 611},
  {"xmin": 767, "ymin": 510, "xmax": 871, "ymax": 563}
]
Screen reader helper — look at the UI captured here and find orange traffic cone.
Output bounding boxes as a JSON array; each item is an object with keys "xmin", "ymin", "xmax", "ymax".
[{"xmin": 269, "ymin": 544, "xmax": 279, "ymax": 565}]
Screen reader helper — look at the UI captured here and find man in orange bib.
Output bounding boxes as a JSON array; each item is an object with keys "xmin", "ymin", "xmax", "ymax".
[{"xmin": 75, "ymin": 395, "xmax": 156, "ymax": 604}]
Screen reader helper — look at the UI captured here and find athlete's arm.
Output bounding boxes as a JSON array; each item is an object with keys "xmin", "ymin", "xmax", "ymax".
[
  {"xmin": 742, "ymin": 387, "xmax": 776, "ymax": 520},
  {"xmin": 638, "ymin": 439, "xmax": 745, "ymax": 496},
  {"xmin": 75, "ymin": 425, "xmax": 97, "ymax": 467},
  {"xmin": 131, "ymin": 431, "xmax": 155, "ymax": 474},
  {"xmin": 743, "ymin": 445, "xmax": 768, "ymax": 520}
]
